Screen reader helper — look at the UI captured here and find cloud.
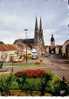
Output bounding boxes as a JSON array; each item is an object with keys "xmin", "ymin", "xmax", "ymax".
[{"xmin": 0, "ymin": 0, "xmax": 68, "ymax": 45}]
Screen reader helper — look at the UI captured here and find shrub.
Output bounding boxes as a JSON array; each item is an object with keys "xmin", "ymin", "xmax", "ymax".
[
  {"xmin": 34, "ymin": 60, "xmax": 41, "ymax": 64},
  {"xmin": 52, "ymin": 79, "xmax": 69, "ymax": 96},
  {"xmin": 0, "ymin": 74, "xmax": 15, "ymax": 95},
  {"xmin": 40, "ymin": 73, "xmax": 52, "ymax": 96},
  {"xmin": 34, "ymin": 58, "xmax": 44, "ymax": 64},
  {"xmin": 0, "ymin": 62, "xmax": 3, "ymax": 68},
  {"xmin": 9, "ymin": 75, "xmax": 19, "ymax": 90},
  {"xmin": 16, "ymin": 75, "xmax": 27, "ymax": 90}
]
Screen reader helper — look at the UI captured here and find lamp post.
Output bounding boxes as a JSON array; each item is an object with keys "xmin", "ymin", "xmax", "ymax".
[
  {"xmin": 24, "ymin": 29, "xmax": 28, "ymax": 63},
  {"xmin": 10, "ymin": 56, "xmax": 14, "ymax": 73}
]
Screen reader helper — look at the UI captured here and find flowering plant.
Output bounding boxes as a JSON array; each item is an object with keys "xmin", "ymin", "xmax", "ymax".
[{"xmin": 15, "ymin": 69, "xmax": 46, "ymax": 78}]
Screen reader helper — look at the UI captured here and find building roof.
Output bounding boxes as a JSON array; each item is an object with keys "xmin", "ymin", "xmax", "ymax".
[
  {"xmin": 14, "ymin": 38, "xmax": 34, "ymax": 46},
  {"xmin": 0, "ymin": 44, "xmax": 17, "ymax": 51},
  {"xmin": 22, "ymin": 39, "xmax": 34, "ymax": 44}
]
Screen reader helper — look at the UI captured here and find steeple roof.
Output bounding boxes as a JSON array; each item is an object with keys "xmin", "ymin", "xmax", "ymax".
[
  {"xmin": 39, "ymin": 17, "xmax": 43, "ymax": 32},
  {"xmin": 35, "ymin": 17, "xmax": 38, "ymax": 31},
  {"xmin": 51, "ymin": 34, "xmax": 55, "ymax": 42}
]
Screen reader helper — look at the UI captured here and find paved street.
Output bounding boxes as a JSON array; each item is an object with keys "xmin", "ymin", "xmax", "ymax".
[{"xmin": 44, "ymin": 56, "xmax": 69, "ymax": 81}]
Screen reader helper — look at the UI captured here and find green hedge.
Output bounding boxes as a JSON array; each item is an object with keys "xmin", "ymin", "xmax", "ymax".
[{"xmin": 0, "ymin": 72, "xmax": 69, "ymax": 96}]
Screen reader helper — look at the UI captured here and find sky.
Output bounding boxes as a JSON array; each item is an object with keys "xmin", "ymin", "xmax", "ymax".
[{"xmin": 0, "ymin": 0, "xmax": 69, "ymax": 45}]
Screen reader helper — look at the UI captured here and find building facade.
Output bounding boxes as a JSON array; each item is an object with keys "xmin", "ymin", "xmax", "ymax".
[
  {"xmin": 0, "ymin": 44, "xmax": 17, "ymax": 62},
  {"xmin": 45, "ymin": 35, "xmax": 69, "ymax": 58}
]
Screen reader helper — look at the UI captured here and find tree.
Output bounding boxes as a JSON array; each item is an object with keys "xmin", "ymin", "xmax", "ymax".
[{"xmin": 0, "ymin": 41, "xmax": 4, "ymax": 44}]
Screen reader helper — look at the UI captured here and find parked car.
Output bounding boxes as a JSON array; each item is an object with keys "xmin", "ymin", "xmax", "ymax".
[{"xmin": 32, "ymin": 49, "xmax": 38, "ymax": 59}]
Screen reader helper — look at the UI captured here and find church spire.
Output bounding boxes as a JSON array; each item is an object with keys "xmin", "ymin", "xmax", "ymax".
[
  {"xmin": 39, "ymin": 17, "xmax": 44, "ymax": 45},
  {"xmin": 39, "ymin": 17, "xmax": 43, "ymax": 32},
  {"xmin": 34, "ymin": 17, "xmax": 39, "ymax": 43},
  {"xmin": 35, "ymin": 17, "xmax": 38, "ymax": 32}
]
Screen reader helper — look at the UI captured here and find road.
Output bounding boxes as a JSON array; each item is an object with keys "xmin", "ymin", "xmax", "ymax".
[{"xmin": 44, "ymin": 56, "xmax": 69, "ymax": 81}]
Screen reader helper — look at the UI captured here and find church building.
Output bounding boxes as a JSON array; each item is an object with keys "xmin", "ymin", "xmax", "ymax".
[
  {"xmin": 14, "ymin": 17, "xmax": 45, "ymax": 56},
  {"xmin": 14, "ymin": 17, "xmax": 69, "ymax": 58}
]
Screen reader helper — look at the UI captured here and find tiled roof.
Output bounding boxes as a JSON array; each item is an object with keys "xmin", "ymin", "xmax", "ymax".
[{"xmin": 0, "ymin": 44, "xmax": 17, "ymax": 51}]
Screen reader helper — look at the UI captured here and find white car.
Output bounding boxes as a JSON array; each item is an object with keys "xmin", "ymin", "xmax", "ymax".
[{"xmin": 32, "ymin": 49, "xmax": 38, "ymax": 59}]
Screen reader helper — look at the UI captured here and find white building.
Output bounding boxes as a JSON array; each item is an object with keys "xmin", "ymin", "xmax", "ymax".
[{"xmin": 0, "ymin": 44, "xmax": 17, "ymax": 62}]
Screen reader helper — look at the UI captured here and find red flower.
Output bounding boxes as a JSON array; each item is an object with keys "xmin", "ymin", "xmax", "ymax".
[{"xmin": 15, "ymin": 69, "xmax": 46, "ymax": 78}]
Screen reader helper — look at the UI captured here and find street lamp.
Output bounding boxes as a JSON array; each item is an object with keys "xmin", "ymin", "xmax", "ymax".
[
  {"xmin": 24, "ymin": 29, "xmax": 28, "ymax": 63},
  {"xmin": 10, "ymin": 56, "xmax": 14, "ymax": 73}
]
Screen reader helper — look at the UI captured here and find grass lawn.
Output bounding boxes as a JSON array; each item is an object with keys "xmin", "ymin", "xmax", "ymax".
[
  {"xmin": 2, "ymin": 58, "xmax": 43, "ymax": 68},
  {"xmin": 3, "ymin": 62, "xmax": 40, "ymax": 67}
]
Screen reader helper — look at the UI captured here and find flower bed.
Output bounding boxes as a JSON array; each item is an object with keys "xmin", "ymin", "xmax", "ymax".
[
  {"xmin": 15, "ymin": 69, "xmax": 46, "ymax": 78},
  {"xmin": 0, "ymin": 71, "xmax": 69, "ymax": 96}
]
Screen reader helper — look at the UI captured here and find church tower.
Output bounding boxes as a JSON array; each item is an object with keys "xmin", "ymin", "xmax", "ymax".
[
  {"xmin": 39, "ymin": 17, "xmax": 44, "ymax": 45},
  {"xmin": 34, "ymin": 17, "xmax": 39, "ymax": 44},
  {"xmin": 34, "ymin": 17, "xmax": 45, "ymax": 56},
  {"xmin": 50, "ymin": 34, "xmax": 55, "ymax": 47},
  {"xmin": 34, "ymin": 17, "xmax": 44, "ymax": 45}
]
